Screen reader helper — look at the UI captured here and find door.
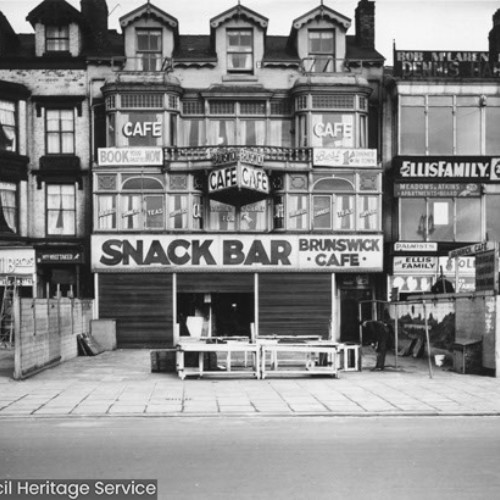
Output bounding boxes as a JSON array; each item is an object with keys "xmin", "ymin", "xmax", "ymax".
[{"xmin": 340, "ymin": 288, "xmax": 372, "ymax": 343}]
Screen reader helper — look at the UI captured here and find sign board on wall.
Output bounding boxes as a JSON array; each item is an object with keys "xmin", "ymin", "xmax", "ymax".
[
  {"xmin": 394, "ymin": 157, "xmax": 500, "ymax": 182},
  {"xmin": 97, "ymin": 147, "xmax": 163, "ymax": 166},
  {"xmin": 394, "ymin": 183, "xmax": 481, "ymax": 197},
  {"xmin": 91, "ymin": 234, "xmax": 383, "ymax": 272},
  {"xmin": 394, "ymin": 242, "xmax": 437, "ymax": 252},
  {"xmin": 394, "ymin": 51, "xmax": 500, "ymax": 79},
  {"xmin": 475, "ymin": 248, "xmax": 499, "ymax": 293},
  {"xmin": 0, "ymin": 248, "xmax": 35, "ymax": 275},
  {"xmin": 313, "ymin": 149, "xmax": 377, "ymax": 167}
]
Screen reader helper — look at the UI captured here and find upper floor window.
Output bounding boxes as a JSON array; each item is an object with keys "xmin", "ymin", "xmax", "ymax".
[
  {"xmin": 400, "ymin": 95, "xmax": 500, "ymax": 155},
  {"xmin": 46, "ymin": 109, "xmax": 75, "ymax": 154},
  {"xmin": 46, "ymin": 26, "xmax": 69, "ymax": 52},
  {"xmin": 47, "ymin": 184, "xmax": 76, "ymax": 236},
  {"xmin": 0, "ymin": 182, "xmax": 17, "ymax": 233},
  {"xmin": 0, "ymin": 101, "xmax": 16, "ymax": 152},
  {"xmin": 227, "ymin": 29, "xmax": 253, "ymax": 73},
  {"xmin": 307, "ymin": 30, "xmax": 335, "ymax": 73},
  {"xmin": 136, "ymin": 29, "xmax": 162, "ymax": 71}
]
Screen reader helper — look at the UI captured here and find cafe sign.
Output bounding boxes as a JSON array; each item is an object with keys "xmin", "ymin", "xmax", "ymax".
[
  {"xmin": 208, "ymin": 163, "xmax": 270, "ymax": 206},
  {"xmin": 92, "ymin": 234, "xmax": 383, "ymax": 272}
]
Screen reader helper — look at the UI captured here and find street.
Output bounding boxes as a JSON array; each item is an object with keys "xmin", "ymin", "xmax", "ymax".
[{"xmin": 1, "ymin": 416, "xmax": 500, "ymax": 500}]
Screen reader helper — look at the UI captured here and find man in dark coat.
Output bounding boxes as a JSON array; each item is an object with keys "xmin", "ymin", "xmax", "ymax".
[{"xmin": 363, "ymin": 320, "xmax": 391, "ymax": 371}]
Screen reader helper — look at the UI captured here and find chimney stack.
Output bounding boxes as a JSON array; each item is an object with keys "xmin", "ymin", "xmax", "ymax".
[
  {"xmin": 355, "ymin": 0, "xmax": 375, "ymax": 50},
  {"xmin": 80, "ymin": 0, "xmax": 109, "ymax": 54},
  {"xmin": 489, "ymin": 9, "xmax": 500, "ymax": 62}
]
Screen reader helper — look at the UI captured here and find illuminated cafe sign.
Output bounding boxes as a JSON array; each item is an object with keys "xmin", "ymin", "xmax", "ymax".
[
  {"xmin": 97, "ymin": 147, "xmax": 163, "ymax": 166},
  {"xmin": 394, "ymin": 157, "xmax": 500, "ymax": 181},
  {"xmin": 91, "ymin": 234, "xmax": 383, "ymax": 272},
  {"xmin": 394, "ymin": 51, "xmax": 500, "ymax": 79},
  {"xmin": 208, "ymin": 163, "xmax": 270, "ymax": 207},
  {"xmin": 212, "ymin": 148, "xmax": 264, "ymax": 167},
  {"xmin": 313, "ymin": 148, "xmax": 377, "ymax": 168}
]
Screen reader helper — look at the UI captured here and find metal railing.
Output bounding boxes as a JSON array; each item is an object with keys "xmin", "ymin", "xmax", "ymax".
[
  {"xmin": 112, "ymin": 56, "xmax": 173, "ymax": 73},
  {"xmin": 163, "ymin": 146, "xmax": 313, "ymax": 163},
  {"xmin": 300, "ymin": 56, "xmax": 383, "ymax": 74}
]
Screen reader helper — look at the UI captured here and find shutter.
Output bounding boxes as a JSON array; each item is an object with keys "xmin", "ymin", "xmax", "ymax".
[
  {"xmin": 177, "ymin": 273, "xmax": 254, "ymax": 293},
  {"xmin": 99, "ymin": 273, "xmax": 173, "ymax": 347},
  {"xmin": 259, "ymin": 273, "xmax": 331, "ymax": 337}
]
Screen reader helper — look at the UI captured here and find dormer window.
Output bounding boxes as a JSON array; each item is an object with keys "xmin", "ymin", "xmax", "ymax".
[
  {"xmin": 307, "ymin": 30, "xmax": 335, "ymax": 72},
  {"xmin": 227, "ymin": 29, "xmax": 253, "ymax": 73},
  {"xmin": 136, "ymin": 29, "xmax": 162, "ymax": 71},
  {"xmin": 46, "ymin": 26, "xmax": 69, "ymax": 52}
]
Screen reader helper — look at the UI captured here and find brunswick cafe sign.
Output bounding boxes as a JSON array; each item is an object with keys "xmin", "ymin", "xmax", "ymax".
[{"xmin": 208, "ymin": 148, "xmax": 269, "ymax": 207}]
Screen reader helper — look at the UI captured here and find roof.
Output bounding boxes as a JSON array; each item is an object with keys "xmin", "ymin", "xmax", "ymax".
[
  {"xmin": 173, "ymin": 35, "xmax": 217, "ymax": 61},
  {"xmin": 345, "ymin": 35, "xmax": 385, "ymax": 61},
  {"xmin": 26, "ymin": 0, "xmax": 83, "ymax": 28}
]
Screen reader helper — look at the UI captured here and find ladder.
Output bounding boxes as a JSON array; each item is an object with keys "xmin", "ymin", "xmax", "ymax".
[{"xmin": 0, "ymin": 276, "xmax": 17, "ymax": 349}]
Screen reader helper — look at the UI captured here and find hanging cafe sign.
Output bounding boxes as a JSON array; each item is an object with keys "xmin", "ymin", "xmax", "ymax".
[
  {"xmin": 394, "ymin": 51, "xmax": 500, "ymax": 79},
  {"xmin": 207, "ymin": 148, "xmax": 269, "ymax": 207}
]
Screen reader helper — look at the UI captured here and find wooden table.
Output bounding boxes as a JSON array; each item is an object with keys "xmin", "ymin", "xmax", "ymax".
[{"xmin": 176, "ymin": 340, "xmax": 261, "ymax": 379}]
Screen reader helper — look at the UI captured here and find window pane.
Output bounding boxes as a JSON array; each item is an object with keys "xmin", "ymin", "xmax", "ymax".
[
  {"xmin": 428, "ymin": 107, "xmax": 453, "ymax": 154},
  {"xmin": 97, "ymin": 195, "xmax": 117, "ymax": 230},
  {"xmin": 268, "ymin": 120, "xmax": 292, "ymax": 147},
  {"xmin": 0, "ymin": 101, "xmax": 16, "ymax": 152},
  {"xmin": 121, "ymin": 195, "xmax": 143, "ymax": 230},
  {"xmin": 486, "ymin": 107, "xmax": 500, "ymax": 155},
  {"xmin": 358, "ymin": 195, "xmax": 380, "ymax": 231},
  {"xmin": 240, "ymin": 120, "xmax": 265, "ymax": 145},
  {"xmin": 209, "ymin": 201, "xmax": 235, "ymax": 231},
  {"xmin": 0, "ymin": 182, "xmax": 17, "ymax": 233},
  {"xmin": 168, "ymin": 194, "xmax": 188, "ymax": 229},
  {"xmin": 400, "ymin": 106, "xmax": 425, "ymax": 154},
  {"xmin": 183, "ymin": 119, "xmax": 205, "ymax": 147},
  {"xmin": 145, "ymin": 195, "xmax": 165, "ymax": 229},
  {"xmin": 120, "ymin": 112, "xmax": 163, "ymax": 147},
  {"xmin": 286, "ymin": 195, "xmax": 308, "ymax": 230},
  {"xmin": 207, "ymin": 120, "xmax": 235, "ymax": 145},
  {"xmin": 456, "ymin": 198, "xmax": 481, "ymax": 241},
  {"xmin": 241, "ymin": 201, "xmax": 267, "ymax": 231},
  {"xmin": 400, "ymin": 198, "xmax": 426, "ymax": 240},
  {"xmin": 456, "ymin": 107, "xmax": 480, "ymax": 154},
  {"xmin": 486, "ymin": 195, "xmax": 500, "ymax": 241},
  {"xmin": 228, "ymin": 54, "xmax": 252, "ymax": 70},
  {"xmin": 313, "ymin": 195, "xmax": 332, "ymax": 229},
  {"xmin": 333, "ymin": 194, "xmax": 355, "ymax": 230},
  {"xmin": 193, "ymin": 194, "xmax": 203, "ymax": 230},
  {"xmin": 428, "ymin": 198, "xmax": 453, "ymax": 241},
  {"xmin": 47, "ymin": 184, "xmax": 75, "ymax": 235},
  {"xmin": 311, "ymin": 113, "xmax": 354, "ymax": 148}
]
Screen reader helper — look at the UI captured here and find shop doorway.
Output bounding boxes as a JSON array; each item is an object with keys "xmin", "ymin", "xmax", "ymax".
[
  {"xmin": 340, "ymin": 288, "xmax": 372, "ymax": 343},
  {"xmin": 177, "ymin": 292, "xmax": 254, "ymax": 338}
]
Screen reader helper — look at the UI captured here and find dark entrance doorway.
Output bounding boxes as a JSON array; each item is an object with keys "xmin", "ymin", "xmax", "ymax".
[
  {"xmin": 177, "ymin": 292, "xmax": 254, "ymax": 338},
  {"xmin": 340, "ymin": 288, "xmax": 372, "ymax": 343}
]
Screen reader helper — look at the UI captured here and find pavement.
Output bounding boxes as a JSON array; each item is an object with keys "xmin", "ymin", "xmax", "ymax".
[{"xmin": 1, "ymin": 347, "xmax": 500, "ymax": 418}]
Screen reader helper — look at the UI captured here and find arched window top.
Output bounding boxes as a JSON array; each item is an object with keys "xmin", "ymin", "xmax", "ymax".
[
  {"xmin": 313, "ymin": 177, "xmax": 354, "ymax": 192},
  {"xmin": 122, "ymin": 176, "xmax": 164, "ymax": 191}
]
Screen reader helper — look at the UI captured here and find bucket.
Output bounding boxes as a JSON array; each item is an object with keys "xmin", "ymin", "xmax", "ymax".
[{"xmin": 434, "ymin": 354, "xmax": 445, "ymax": 367}]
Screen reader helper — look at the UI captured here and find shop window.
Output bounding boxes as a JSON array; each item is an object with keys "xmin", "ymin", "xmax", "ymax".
[
  {"xmin": 96, "ymin": 195, "xmax": 117, "ymax": 230},
  {"xmin": 313, "ymin": 195, "xmax": 332, "ymax": 229},
  {"xmin": 209, "ymin": 201, "xmax": 236, "ymax": 231},
  {"xmin": 357, "ymin": 195, "xmax": 379, "ymax": 231},
  {"xmin": 227, "ymin": 29, "xmax": 253, "ymax": 73},
  {"xmin": 286, "ymin": 194, "xmax": 309, "ymax": 230},
  {"xmin": 0, "ymin": 182, "xmax": 17, "ymax": 233},
  {"xmin": 47, "ymin": 184, "xmax": 76, "ymax": 236},
  {"xmin": 399, "ymin": 197, "xmax": 482, "ymax": 242},
  {"xmin": 46, "ymin": 109, "xmax": 75, "ymax": 154},
  {"xmin": 45, "ymin": 26, "xmax": 69, "ymax": 52},
  {"xmin": 168, "ymin": 194, "xmax": 189, "ymax": 229},
  {"xmin": 0, "ymin": 101, "xmax": 16, "ymax": 152},
  {"xmin": 241, "ymin": 201, "xmax": 267, "ymax": 231},
  {"xmin": 307, "ymin": 30, "xmax": 335, "ymax": 72},
  {"xmin": 136, "ymin": 29, "xmax": 162, "ymax": 71}
]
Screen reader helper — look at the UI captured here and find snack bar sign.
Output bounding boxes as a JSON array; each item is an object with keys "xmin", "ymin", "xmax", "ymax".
[{"xmin": 92, "ymin": 234, "xmax": 383, "ymax": 272}]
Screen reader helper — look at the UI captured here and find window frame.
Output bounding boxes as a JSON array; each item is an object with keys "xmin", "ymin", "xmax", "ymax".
[
  {"xmin": 45, "ymin": 108, "xmax": 75, "ymax": 155},
  {"xmin": 0, "ymin": 100, "xmax": 17, "ymax": 153},
  {"xmin": 226, "ymin": 28, "xmax": 254, "ymax": 73},
  {"xmin": 46, "ymin": 184, "xmax": 76, "ymax": 236},
  {"xmin": 45, "ymin": 25, "xmax": 69, "ymax": 52},
  {"xmin": 136, "ymin": 28, "xmax": 163, "ymax": 72}
]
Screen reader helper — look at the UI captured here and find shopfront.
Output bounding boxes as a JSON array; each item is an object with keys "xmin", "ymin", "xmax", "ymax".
[
  {"xmin": 388, "ymin": 156, "xmax": 500, "ymax": 298},
  {"xmin": 92, "ymin": 234, "xmax": 383, "ymax": 346}
]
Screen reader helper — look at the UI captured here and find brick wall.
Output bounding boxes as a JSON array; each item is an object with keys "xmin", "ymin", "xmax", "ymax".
[{"xmin": 13, "ymin": 297, "xmax": 94, "ymax": 380}]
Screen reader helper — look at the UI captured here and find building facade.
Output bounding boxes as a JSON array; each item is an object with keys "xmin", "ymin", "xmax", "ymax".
[
  {"xmin": 87, "ymin": 0, "xmax": 385, "ymax": 346},
  {"xmin": 384, "ymin": 10, "xmax": 500, "ymax": 299}
]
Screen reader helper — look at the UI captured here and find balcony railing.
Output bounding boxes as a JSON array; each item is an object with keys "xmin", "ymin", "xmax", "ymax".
[
  {"xmin": 112, "ymin": 56, "xmax": 174, "ymax": 73},
  {"xmin": 163, "ymin": 146, "xmax": 312, "ymax": 163},
  {"xmin": 300, "ymin": 56, "xmax": 383, "ymax": 74}
]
